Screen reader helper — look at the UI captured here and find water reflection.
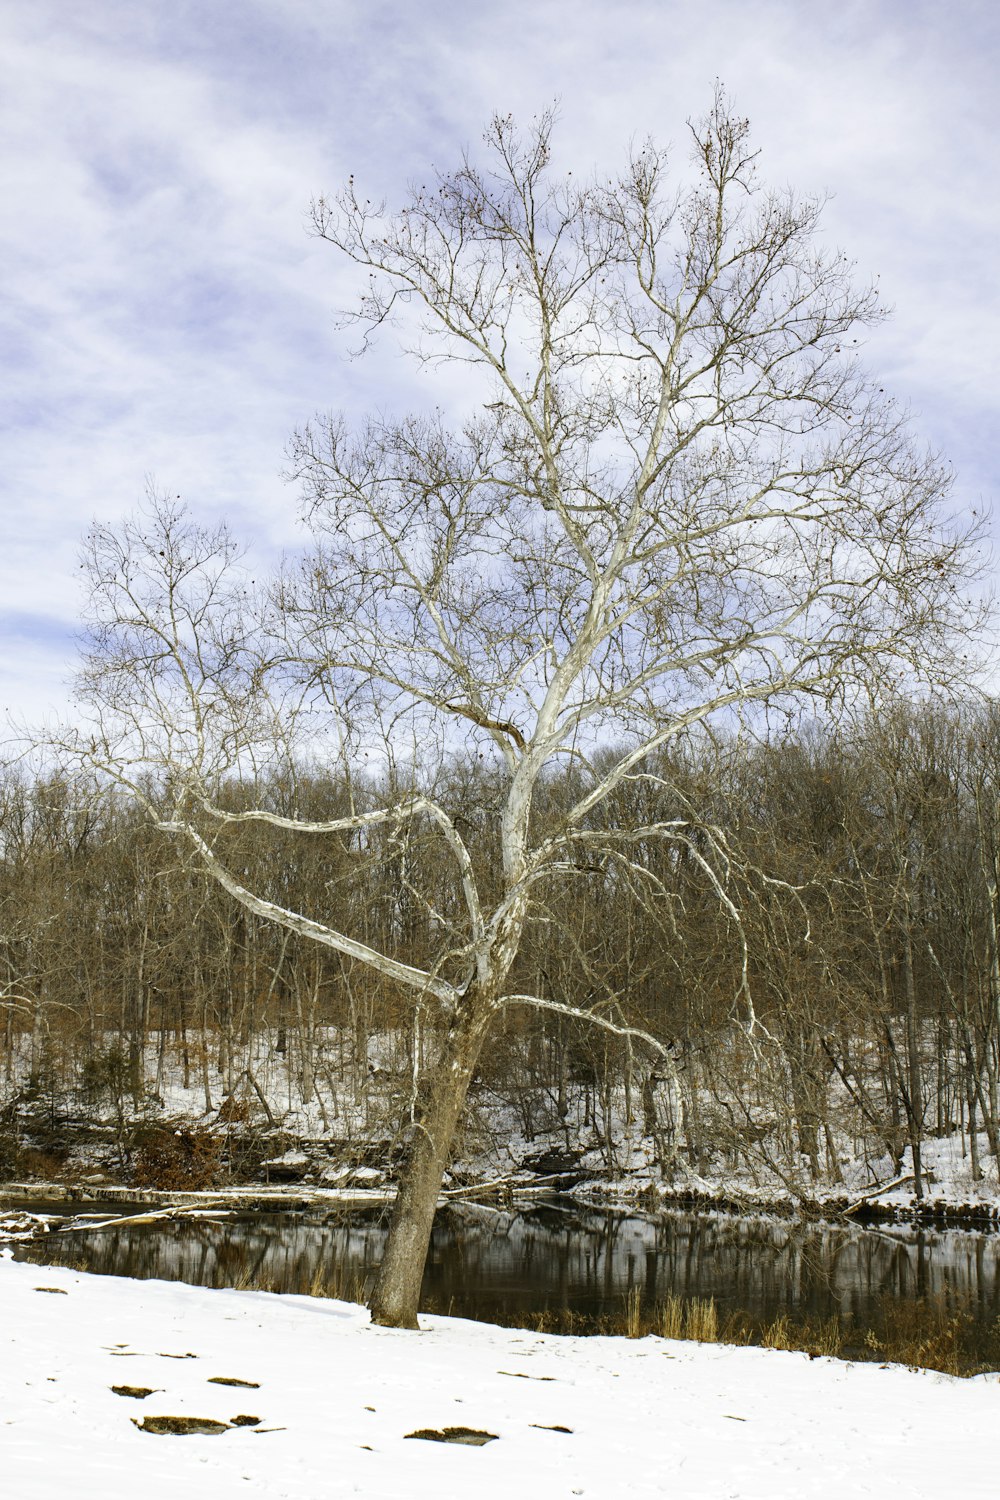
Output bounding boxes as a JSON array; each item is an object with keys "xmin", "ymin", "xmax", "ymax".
[
  {"xmin": 12, "ymin": 1202, "xmax": 1000, "ymax": 1347},
  {"xmin": 425, "ymin": 1207, "xmax": 1000, "ymax": 1332}
]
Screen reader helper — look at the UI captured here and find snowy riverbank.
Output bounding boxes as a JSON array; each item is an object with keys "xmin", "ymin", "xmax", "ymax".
[
  {"xmin": 8, "ymin": 1024, "xmax": 1000, "ymax": 1231},
  {"xmin": 2, "ymin": 1253, "xmax": 998, "ymax": 1499}
]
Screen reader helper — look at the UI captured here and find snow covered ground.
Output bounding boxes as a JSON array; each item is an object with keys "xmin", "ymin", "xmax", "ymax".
[{"xmin": 2, "ymin": 1252, "xmax": 998, "ymax": 1499}]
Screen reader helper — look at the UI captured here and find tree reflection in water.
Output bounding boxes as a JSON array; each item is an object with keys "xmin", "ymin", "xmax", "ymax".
[{"xmin": 14, "ymin": 1203, "xmax": 1000, "ymax": 1359}]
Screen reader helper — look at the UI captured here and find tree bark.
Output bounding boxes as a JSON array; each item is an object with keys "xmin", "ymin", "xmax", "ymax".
[
  {"xmin": 368, "ymin": 997, "xmax": 493, "ymax": 1328},
  {"xmin": 902, "ymin": 912, "xmax": 925, "ymax": 1199}
]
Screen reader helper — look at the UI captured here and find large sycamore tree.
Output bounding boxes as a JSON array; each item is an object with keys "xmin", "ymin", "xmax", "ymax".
[{"xmin": 75, "ymin": 96, "xmax": 978, "ymax": 1327}]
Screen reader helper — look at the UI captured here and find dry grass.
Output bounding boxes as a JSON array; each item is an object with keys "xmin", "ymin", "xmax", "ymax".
[
  {"xmin": 657, "ymin": 1293, "xmax": 718, "ymax": 1342},
  {"xmin": 504, "ymin": 1290, "xmax": 997, "ymax": 1377},
  {"xmin": 227, "ymin": 1260, "xmax": 365, "ymax": 1304},
  {"xmin": 856, "ymin": 1298, "xmax": 971, "ymax": 1376},
  {"xmin": 308, "ymin": 1261, "xmax": 366, "ymax": 1303}
]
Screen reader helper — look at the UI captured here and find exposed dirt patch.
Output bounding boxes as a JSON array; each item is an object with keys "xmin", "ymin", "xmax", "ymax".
[
  {"xmin": 132, "ymin": 1415, "xmax": 229, "ymax": 1435},
  {"xmin": 405, "ymin": 1426, "xmax": 498, "ymax": 1446}
]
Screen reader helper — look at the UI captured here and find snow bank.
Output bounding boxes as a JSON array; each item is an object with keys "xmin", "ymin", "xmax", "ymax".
[{"xmin": 1, "ymin": 1254, "xmax": 997, "ymax": 1498}]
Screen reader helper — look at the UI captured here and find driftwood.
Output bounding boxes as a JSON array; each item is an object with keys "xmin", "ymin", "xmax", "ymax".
[
  {"xmin": 440, "ymin": 1171, "xmax": 580, "ymax": 1202},
  {"xmin": 55, "ymin": 1204, "xmax": 233, "ymax": 1234},
  {"xmin": 842, "ymin": 1173, "xmax": 915, "ymax": 1217}
]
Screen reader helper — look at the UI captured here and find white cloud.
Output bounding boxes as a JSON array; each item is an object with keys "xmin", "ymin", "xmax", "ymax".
[{"xmin": 2, "ymin": 0, "xmax": 997, "ymax": 723}]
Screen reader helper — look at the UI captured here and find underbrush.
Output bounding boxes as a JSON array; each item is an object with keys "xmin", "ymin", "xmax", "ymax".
[
  {"xmin": 129, "ymin": 1125, "xmax": 222, "ymax": 1189},
  {"xmin": 227, "ymin": 1260, "xmax": 368, "ymax": 1305}
]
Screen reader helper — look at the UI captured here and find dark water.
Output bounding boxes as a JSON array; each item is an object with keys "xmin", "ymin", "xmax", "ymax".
[{"xmin": 10, "ymin": 1200, "xmax": 1000, "ymax": 1360}]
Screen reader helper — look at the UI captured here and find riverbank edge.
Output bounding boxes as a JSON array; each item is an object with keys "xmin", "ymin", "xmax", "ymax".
[{"xmin": 3, "ymin": 1173, "xmax": 1000, "ymax": 1232}]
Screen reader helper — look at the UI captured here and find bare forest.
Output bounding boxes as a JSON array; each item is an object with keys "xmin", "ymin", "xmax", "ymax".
[{"xmin": 6, "ymin": 702, "xmax": 1000, "ymax": 1204}]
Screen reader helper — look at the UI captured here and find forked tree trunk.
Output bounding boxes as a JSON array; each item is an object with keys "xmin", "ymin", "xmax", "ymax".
[{"xmin": 368, "ymin": 997, "xmax": 494, "ymax": 1328}]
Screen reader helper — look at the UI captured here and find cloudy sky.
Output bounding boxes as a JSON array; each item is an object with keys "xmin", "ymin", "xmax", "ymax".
[{"xmin": 2, "ymin": 0, "xmax": 998, "ymax": 723}]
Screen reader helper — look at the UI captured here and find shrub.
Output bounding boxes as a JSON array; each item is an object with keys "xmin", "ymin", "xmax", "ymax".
[
  {"xmin": 130, "ymin": 1124, "xmax": 221, "ymax": 1190},
  {"xmin": 79, "ymin": 1044, "xmax": 142, "ymax": 1112},
  {"xmin": 0, "ymin": 1127, "xmax": 22, "ymax": 1181}
]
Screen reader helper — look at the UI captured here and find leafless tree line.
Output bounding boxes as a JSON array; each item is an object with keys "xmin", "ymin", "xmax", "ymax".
[{"xmin": 6, "ymin": 699, "xmax": 1000, "ymax": 1196}]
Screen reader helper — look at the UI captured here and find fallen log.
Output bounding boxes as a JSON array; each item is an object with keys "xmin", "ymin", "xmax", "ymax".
[
  {"xmin": 440, "ymin": 1171, "xmax": 582, "ymax": 1201},
  {"xmin": 842, "ymin": 1173, "xmax": 915, "ymax": 1217},
  {"xmin": 56, "ymin": 1205, "xmax": 233, "ymax": 1234}
]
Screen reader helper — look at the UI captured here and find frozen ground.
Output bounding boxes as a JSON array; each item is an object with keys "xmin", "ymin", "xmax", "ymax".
[{"xmin": 2, "ymin": 1253, "xmax": 998, "ymax": 1499}]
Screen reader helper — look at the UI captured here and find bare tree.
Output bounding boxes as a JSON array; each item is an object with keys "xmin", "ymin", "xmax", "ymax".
[{"xmin": 73, "ymin": 94, "xmax": 981, "ymax": 1327}]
